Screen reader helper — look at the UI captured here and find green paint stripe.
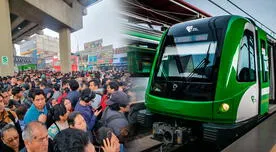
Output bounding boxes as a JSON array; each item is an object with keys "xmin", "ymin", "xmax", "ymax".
[{"xmin": 126, "ymin": 31, "xmax": 161, "ymax": 41}]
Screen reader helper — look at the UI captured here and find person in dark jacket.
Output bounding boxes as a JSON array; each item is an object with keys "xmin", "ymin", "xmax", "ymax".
[
  {"xmin": 67, "ymin": 79, "xmax": 80, "ymax": 108},
  {"xmin": 101, "ymin": 91, "xmax": 130, "ymax": 139},
  {"xmin": 74, "ymin": 88, "xmax": 101, "ymax": 131},
  {"xmin": 0, "ymin": 124, "xmax": 25, "ymax": 152}
]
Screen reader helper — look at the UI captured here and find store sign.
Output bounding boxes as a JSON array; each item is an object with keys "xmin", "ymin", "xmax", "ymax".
[
  {"xmin": 14, "ymin": 56, "xmax": 34, "ymax": 66},
  {"xmin": 84, "ymin": 39, "xmax": 103, "ymax": 49}
]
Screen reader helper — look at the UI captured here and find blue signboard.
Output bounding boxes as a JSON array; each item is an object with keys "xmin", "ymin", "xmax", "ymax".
[
  {"xmin": 88, "ymin": 55, "xmax": 97, "ymax": 63},
  {"xmin": 32, "ymin": 49, "xmax": 38, "ymax": 64}
]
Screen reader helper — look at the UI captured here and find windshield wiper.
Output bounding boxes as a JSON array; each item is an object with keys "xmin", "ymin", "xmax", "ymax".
[{"xmin": 186, "ymin": 43, "xmax": 211, "ymax": 82}]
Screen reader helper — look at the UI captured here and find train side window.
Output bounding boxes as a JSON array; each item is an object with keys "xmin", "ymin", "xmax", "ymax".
[
  {"xmin": 237, "ymin": 30, "xmax": 256, "ymax": 82},
  {"xmin": 261, "ymin": 40, "xmax": 268, "ymax": 82}
]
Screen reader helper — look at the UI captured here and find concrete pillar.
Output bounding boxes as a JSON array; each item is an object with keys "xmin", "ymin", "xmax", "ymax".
[
  {"xmin": 59, "ymin": 28, "xmax": 71, "ymax": 73},
  {"xmin": 0, "ymin": 0, "xmax": 14, "ymax": 76}
]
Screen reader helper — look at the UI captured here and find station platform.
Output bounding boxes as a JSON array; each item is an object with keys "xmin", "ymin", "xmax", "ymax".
[{"xmin": 223, "ymin": 111, "xmax": 276, "ymax": 152}]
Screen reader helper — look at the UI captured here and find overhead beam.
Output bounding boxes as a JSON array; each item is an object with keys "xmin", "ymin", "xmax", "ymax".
[
  {"xmin": 12, "ymin": 22, "xmax": 37, "ymax": 40},
  {"xmin": 13, "ymin": 25, "xmax": 43, "ymax": 43},
  {"xmin": 11, "ymin": 16, "xmax": 24, "ymax": 30}
]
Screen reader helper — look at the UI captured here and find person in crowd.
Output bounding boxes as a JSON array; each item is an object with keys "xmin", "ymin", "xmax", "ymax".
[
  {"xmin": 101, "ymin": 81, "xmax": 119, "ymax": 110},
  {"xmin": 21, "ymin": 83, "xmax": 32, "ymax": 108},
  {"xmin": 48, "ymin": 104, "xmax": 69, "ymax": 140},
  {"xmin": 95, "ymin": 127, "xmax": 122, "ymax": 152},
  {"xmin": 11, "ymin": 87, "xmax": 24, "ymax": 107},
  {"xmin": 23, "ymin": 89, "xmax": 48, "ymax": 125},
  {"xmin": 39, "ymin": 82, "xmax": 53, "ymax": 100},
  {"xmin": 67, "ymin": 79, "xmax": 80, "ymax": 108},
  {"xmin": 74, "ymin": 88, "xmax": 101, "ymax": 131},
  {"xmin": 89, "ymin": 79, "xmax": 102, "ymax": 109},
  {"xmin": 46, "ymin": 98, "xmax": 58, "ymax": 111},
  {"xmin": 68, "ymin": 111, "xmax": 87, "ymax": 131},
  {"xmin": 53, "ymin": 128, "xmax": 96, "ymax": 152},
  {"xmin": 21, "ymin": 121, "xmax": 48, "ymax": 152},
  {"xmin": 10, "ymin": 78, "xmax": 18, "ymax": 88},
  {"xmin": 15, "ymin": 105, "xmax": 28, "ymax": 130},
  {"xmin": 52, "ymin": 84, "xmax": 61, "ymax": 100},
  {"xmin": 80, "ymin": 81, "xmax": 89, "ymax": 92},
  {"xmin": 101, "ymin": 91, "xmax": 130, "ymax": 138},
  {"xmin": 0, "ymin": 95, "xmax": 22, "ymax": 134},
  {"xmin": 57, "ymin": 87, "xmax": 70, "ymax": 104},
  {"xmin": 1, "ymin": 89, "xmax": 11, "ymax": 108},
  {"xmin": 61, "ymin": 98, "xmax": 72, "ymax": 113},
  {"xmin": 0, "ymin": 124, "xmax": 25, "ymax": 152}
]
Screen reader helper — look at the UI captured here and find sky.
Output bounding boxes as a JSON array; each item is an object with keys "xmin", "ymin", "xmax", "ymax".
[
  {"xmin": 41, "ymin": 0, "xmax": 276, "ymax": 54},
  {"xmin": 184, "ymin": 0, "xmax": 276, "ymax": 37},
  {"xmin": 43, "ymin": 0, "xmax": 125, "ymax": 52}
]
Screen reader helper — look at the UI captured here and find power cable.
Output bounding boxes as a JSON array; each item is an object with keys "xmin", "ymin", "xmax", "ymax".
[{"xmin": 227, "ymin": 0, "xmax": 276, "ymax": 36}]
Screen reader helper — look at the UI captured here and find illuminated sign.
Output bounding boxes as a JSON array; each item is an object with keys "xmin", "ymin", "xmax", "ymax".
[{"xmin": 174, "ymin": 34, "xmax": 208, "ymax": 43}]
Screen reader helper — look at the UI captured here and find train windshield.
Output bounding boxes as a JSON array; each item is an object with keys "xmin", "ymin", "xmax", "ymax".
[
  {"xmin": 157, "ymin": 36, "xmax": 217, "ymax": 82},
  {"xmin": 150, "ymin": 33, "xmax": 218, "ymax": 101}
]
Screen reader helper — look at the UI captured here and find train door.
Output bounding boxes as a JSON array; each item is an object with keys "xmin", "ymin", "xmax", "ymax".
[
  {"xmin": 268, "ymin": 38, "xmax": 276, "ymax": 106},
  {"xmin": 259, "ymin": 38, "xmax": 269, "ymax": 115},
  {"xmin": 236, "ymin": 22, "xmax": 259, "ymax": 122}
]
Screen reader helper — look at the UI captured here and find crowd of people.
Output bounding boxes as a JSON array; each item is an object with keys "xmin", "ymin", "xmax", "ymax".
[{"xmin": 0, "ymin": 70, "xmax": 139, "ymax": 152}]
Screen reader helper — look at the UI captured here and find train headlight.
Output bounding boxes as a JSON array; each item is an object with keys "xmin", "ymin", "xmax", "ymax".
[{"xmin": 219, "ymin": 103, "xmax": 230, "ymax": 112}]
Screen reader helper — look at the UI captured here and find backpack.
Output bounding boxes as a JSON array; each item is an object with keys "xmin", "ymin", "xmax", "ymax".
[{"xmin": 94, "ymin": 107, "xmax": 122, "ymax": 131}]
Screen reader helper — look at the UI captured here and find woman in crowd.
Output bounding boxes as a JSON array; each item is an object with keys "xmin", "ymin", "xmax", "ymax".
[{"xmin": 48, "ymin": 104, "xmax": 69, "ymax": 140}]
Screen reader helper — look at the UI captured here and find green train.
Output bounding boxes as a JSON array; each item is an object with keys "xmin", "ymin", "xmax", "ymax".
[{"xmin": 144, "ymin": 15, "xmax": 276, "ymax": 146}]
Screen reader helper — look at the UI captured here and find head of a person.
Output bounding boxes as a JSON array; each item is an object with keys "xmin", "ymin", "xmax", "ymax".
[
  {"xmin": 11, "ymin": 87, "xmax": 23, "ymax": 98},
  {"xmin": 22, "ymin": 121, "xmax": 48, "ymax": 152},
  {"xmin": 68, "ymin": 111, "xmax": 87, "ymax": 131},
  {"xmin": 0, "ymin": 94, "xmax": 5, "ymax": 113},
  {"xmin": 107, "ymin": 81, "xmax": 119, "ymax": 94},
  {"xmin": 80, "ymin": 82, "xmax": 89, "ymax": 91},
  {"xmin": 89, "ymin": 79, "xmax": 100, "ymax": 91},
  {"xmin": 0, "ymin": 89, "xmax": 10, "ymax": 106},
  {"xmin": 0, "ymin": 124, "xmax": 20, "ymax": 151},
  {"xmin": 11, "ymin": 78, "xmax": 17, "ymax": 85},
  {"xmin": 51, "ymin": 104, "xmax": 68, "ymax": 122},
  {"xmin": 15, "ymin": 105, "xmax": 28, "ymax": 120},
  {"xmin": 21, "ymin": 83, "xmax": 30, "ymax": 91},
  {"xmin": 30, "ymin": 89, "xmax": 46, "ymax": 110},
  {"xmin": 61, "ymin": 98, "xmax": 72, "ymax": 112},
  {"xmin": 69, "ymin": 79, "xmax": 79, "ymax": 91},
  {"xmin": 53, "ymin": 83, "xmax": 60, "ymax": 92},
  {"xmin": 95, "ymin": 127, "xmax": 120, "ymax": 152},
  {"xmin": 48, "ymin": 98, "xmax": 58, "ymax": 107},
  {"xmin": 107, "ymin": 91, "xmax": 130, "ymax": 112},
  {"xmin": 80, "ymin": 88, "xmax": 95, "ymax": 106},
  {"xmin": 39, "ymin": 82, "xmax": 47, "ymax": 90},
  {"xmin": 53, "ymin": 128, "xmax": 95, "ymax": 152},
  {"xmin": 62, "ymin": 80, "xmax": 69, "ymax": 89}
]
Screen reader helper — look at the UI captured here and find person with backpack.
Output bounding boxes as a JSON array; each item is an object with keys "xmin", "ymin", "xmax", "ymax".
[
  {"xmin": 47, "ymin": 104, "xmax": 69, "ymax": 140},
  {"xmin": 100, "ymin": 91, "xmax": 130, "ymax": 141}
]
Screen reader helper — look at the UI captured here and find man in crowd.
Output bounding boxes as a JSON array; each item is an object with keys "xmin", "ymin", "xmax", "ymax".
[
  {"xmin": 89, "ymin": 79, "xmax": 102, "ymax": 109},
  {"xmin": 67, "ymin": 79, "xmax": 80, "ymax": 108},
  {"xmin": 0, "ymin": 124, "xmax": 25, "ymax": 152},
  {"xmin": 24, "ymin": 89, "xmax": 48, "ymax": 125},
  {"xmin": 21, "ymin": 121, "xmax": 48, "ymax": 152},
  {"xmin": 102, "ymin": 91, "xmax": 130, "ymax": 138}
]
